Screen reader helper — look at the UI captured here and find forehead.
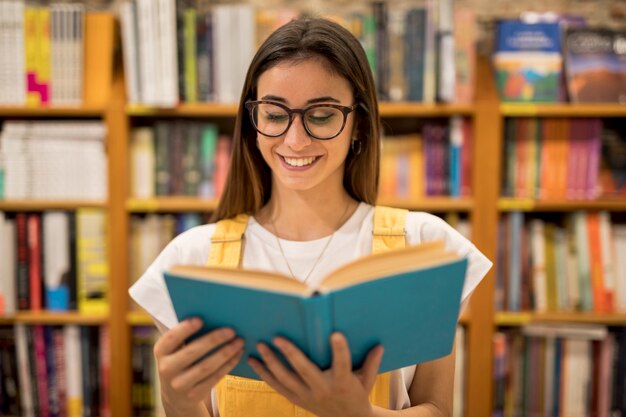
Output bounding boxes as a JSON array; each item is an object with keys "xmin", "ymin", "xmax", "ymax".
[{"xmin": 256, "ymin": 58, "xmax": 353, "ymax": 103}]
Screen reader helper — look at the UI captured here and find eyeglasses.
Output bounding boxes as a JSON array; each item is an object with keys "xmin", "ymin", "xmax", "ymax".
[{"xmin": 245, "ymin": 100, "xmax": 357, "ymax": 140}]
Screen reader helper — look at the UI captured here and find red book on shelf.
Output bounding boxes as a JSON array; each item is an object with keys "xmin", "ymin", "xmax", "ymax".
[
  {"xmin": 27, "ymin": 213, "xmax": 42, "ymax": 311},
  {"xmin": 586, "ymin": 212, "xmax": 608, "ymax": 312}
]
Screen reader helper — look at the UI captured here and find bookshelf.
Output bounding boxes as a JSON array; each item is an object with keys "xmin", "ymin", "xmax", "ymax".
[{"xmin": 1, "ymin": 6, "xmax": 625, "ymax": 417}]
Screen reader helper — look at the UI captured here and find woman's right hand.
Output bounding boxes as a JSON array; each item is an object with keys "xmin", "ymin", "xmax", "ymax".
[{"xmin": 154, "ymin": 317, "xmax": 245, "ymax": 408}]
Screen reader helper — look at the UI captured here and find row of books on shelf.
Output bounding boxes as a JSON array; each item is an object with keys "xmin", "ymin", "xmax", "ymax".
[
  {"xmin": 0, "ymin": 210, "xmax": 108, "ymax": 316},
  {"xmin": 120, "ymin": 0, "xmax": 475, "ymax": 106},
  {"xmin": 0, "ymin": 121, "xmax": 107, "ymax": 200},
  {"xmin": 492, "ymin": 324, "xmax": 626, "ymax": 417},
  {"xmin": 0, "ymin": 324, "xmax": 109, "ymax": 417},
  {"xmin": 380, "ymin": 117, "xmax": 473, "ymax": 199},
  {"xmin": 0, "ymin": 0, "xmax": 86, "ymax": 106},
  {"xmin": 129, "ymin": 213, "xmax": 206, "ymax": 289},
  {"xmin": 495, "ymin": 211, "xmax": 626, "ymax": 313},
  {"xmin": 502, "ymin": 117, "xmax": 626, "ymax": 200},
  {"xmin": 130, "ymin": 121, "xmax": 231, "ymax": 199},
  {"xmin": 494, "ymin": 15, "xmax": 626, "ymax": 103}
]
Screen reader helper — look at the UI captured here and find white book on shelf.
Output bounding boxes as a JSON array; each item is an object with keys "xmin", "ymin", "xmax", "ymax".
[
  {"xmin": 531, "ymin": 219, "xmax": 548, "ymax": 311},
  {"xmin": 50, "ymin": 3, "xmax": 63, "ymax": 104},
  {"xmin": 0, "ymin": 122, "xmax": 29, "ymax": 199},
  {"xmin": 437, "ymin": 0, "xmax": 455, "ymax": 102},
  {"xmin": 522, "ymin": 323, "xmax": 607, "ymax": 340},
  {"xmin": 136, "ymin": 0, "xmax": 157, "ymax": 105},
  {"xmin": 213, "ymin": 5, "xmax": 233, "ymax": 104},
  {"xmin": 15, "ymin": 324, "xmax": 35, "ymax": 417},
  {"xmin": 119, "ymin": 1, "xmax": 141, "ymax": 104},
  {"xmin": 0, "ymin": 213, "xmax": 16, "ymax": 315},
  {"xmin": 157, "ymin": 0, "xmax": 178, "ymax": 106},
  {"xmin": 236, "ymin": 4, "xmax": 255, "ymax": 104},
  {"xmin": 2, "ymin": 0, "xmax": 26, "ymax": 105},
  {"xmin": 64, "ymin": 325, "xmax": 84, "ymax": 417},
  {"xmin": 130, "ymin": 127, "xmax": 156, "ymax": 198},
  {"xmin": 0, "ymin": 1, "xmax": 9, "ymax": 105},
  {"xmin": 43, "ymin": 212, "xmax": 71, "ymax": 311}
]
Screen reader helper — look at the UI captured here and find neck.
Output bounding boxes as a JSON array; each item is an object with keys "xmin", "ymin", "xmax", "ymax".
[{"xmin": 256, "ymin": 188, "xmax": 358, "ymax": 241}]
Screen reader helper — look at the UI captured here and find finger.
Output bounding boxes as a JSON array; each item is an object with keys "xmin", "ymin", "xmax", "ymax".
[
  {"xmin": 166, "ymin": 327, "xmax": 236, "ymax": 368},
  {"xmin": 256, "ymin": 342, "xmax": 308, "ymax": 396},
  {"xmin": 273, "ymin": 337, "xmax": 326, "ymax": 391},
  {"xmin": 330, "ymin": 333, "xmax": 352, "ymax": 382},
  {"xmin": 154, "ymin": 317, "xmax": 204, "ymax": 357},
  {"xmin": 358, "ymin": 345, "xmax": 384, "ymax": 392},
  {"xmin": 185, "ymin": 348, "xmax": 245, "ymax": 402},
  {"xmin": 169, "ymin": 337, "xmax": 245, "ymax": 393},
  {"xmin": 248, "ymin": 356, "xmax": 300, "ymax": 403}
]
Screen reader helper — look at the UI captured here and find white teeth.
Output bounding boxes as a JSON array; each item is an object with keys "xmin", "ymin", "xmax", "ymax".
[{"xmin": 283, "ymin": 156, "xmax": 316, "ymax": 167}]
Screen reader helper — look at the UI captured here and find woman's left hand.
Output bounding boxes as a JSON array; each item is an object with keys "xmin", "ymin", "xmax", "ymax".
[{"xmin": 248, "ymin": 332, "xmax": 384, "ymax": 417}]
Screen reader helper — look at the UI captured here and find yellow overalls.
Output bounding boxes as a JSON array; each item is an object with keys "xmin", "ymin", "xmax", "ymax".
[{"xmin": 208, "ymin": 206, "xmax": 408, "ymax": 417}]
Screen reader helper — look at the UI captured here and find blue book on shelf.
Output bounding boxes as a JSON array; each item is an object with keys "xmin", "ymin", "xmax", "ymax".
[
  {"xmin": 494, "ymin": 20, "xmax": 563, "ymax": 102},
  {"xmin": 164, "ymin": 241, "xmax": 468, "ymax": 380}
]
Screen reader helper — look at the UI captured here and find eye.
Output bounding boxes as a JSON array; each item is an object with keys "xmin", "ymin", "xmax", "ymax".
[
  {"xmin": 306, "ymin": 108, "xmax": 337, "ymax": 125},
  {"xmin": 263, "ymin": 111, "xmax": 289, "ymax": 123}
]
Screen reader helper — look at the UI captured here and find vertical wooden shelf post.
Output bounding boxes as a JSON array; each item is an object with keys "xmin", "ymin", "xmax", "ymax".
[
  {"xmin": 106, "ymin": 63, "xmax": 131, "ymax": 416},
  {"xmin": 466, "ymin": 57, "xmax": 502, "ymax": 416}
]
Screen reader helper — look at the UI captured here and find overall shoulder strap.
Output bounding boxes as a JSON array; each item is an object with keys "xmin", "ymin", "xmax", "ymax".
[
  {"xmin": 372, "ymin": 206, "xmax": 408, "ymax": 254},
  {"xmin": 207, "ymin": 213, "xmax": 249, "ymax": 268}
]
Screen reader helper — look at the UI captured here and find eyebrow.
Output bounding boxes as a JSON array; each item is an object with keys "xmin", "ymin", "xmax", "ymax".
[{"xmin": 260, "ymin": 95, "xmax": 342, "ymax": 105}]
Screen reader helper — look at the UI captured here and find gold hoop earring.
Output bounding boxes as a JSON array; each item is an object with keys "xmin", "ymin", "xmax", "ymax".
[{"xmin": 351, "ymin": 139, "xmax": 362, "ymax": 155}]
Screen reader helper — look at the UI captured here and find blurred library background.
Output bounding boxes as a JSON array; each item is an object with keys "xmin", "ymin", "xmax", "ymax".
[{"xmin": 0, "ymin": 0, "xmax": 625, "ymax": 416}]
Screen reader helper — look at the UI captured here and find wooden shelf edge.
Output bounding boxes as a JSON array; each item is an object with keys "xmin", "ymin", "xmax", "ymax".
[
  {"xmin": 0, "ymin": 105, "xmax": 106, "ymax": 117},
  {"xmin": 498, "ymin": 198, "xmax": 626, "ymax": 212},
  {"xmin": 126, "ymin": 197, "xmax": 474, "ymax": 213},
  {"xmin": 500, "ymin": 103, "xmax": 626, "ymax": 117},
  {"xmin": 378, "ymin": 197, "xmax": 474, "ymax": 211},
  {"xmin": 0, "ymin": 311, "xmax": 109, "ymax": 325},
  {"xmin": 125, "ymin": 102, "xmax": 476, "ymax": 118},
  {"xmin": 495, "ymin": 311, "xmax": 626, "ymax": 326},
  {"xmin": 0, "ymin": 200, "xmax": 108, "ymax": 211},
  {"xmin": 127, "ymin": 197, "xmax": 220, "ymax": 212}
]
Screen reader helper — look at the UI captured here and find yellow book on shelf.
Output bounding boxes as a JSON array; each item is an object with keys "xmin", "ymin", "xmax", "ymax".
[
  {"xmin": 24, "ymin": 6, "xmax": 40, "ymax": 106},
  {"xmin": 76, "ymin": 209, "xmax": 109, "ymax": 315},
  {"xmin": 83, "ymin": 12, "xmax": 114, "ymax": 107}
]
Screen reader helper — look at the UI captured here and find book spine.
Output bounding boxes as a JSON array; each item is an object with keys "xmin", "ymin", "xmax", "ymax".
[{"xmin": 302, "ymin": 295, "xmax": 333, "ymax": 370}]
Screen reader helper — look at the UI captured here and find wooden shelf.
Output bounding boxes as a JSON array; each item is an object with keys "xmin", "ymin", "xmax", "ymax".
[
  {"xmin": 127, "ymin": 103, "xmax": 238, "ymax": 117},
  {"xmin": 125, "ymin": 102, "xmax": 476, "ymax": 118},
  {"xmin": 500, "ymin": 103, "xmax": 626, "ymax": 118},
  {"xmin": 127, "ymin": 197, "xmax": 219, "ymax": 212},
  {"xmin": 377, "ymin": 197, "xmax": 474, "ymax": 211},
  {"xmin": 0, "ymin": 311, "xmax": 109, "ymax": 325},
  {"xmin": 495, "ymin": 311, "xmax": 626, "ymax": 326},
  {"xmin": 378, "ymin": 102, "xmax": 475, "ymax": 117},
  {"xmin": 498, "ymin": 198, "xmax": 626, "ymax": 212},
  {"xmin": 0, "ymin": 200, "xmax": 107, "ymax": 211},
  {"xmin": 0, "ymin": 105, "xmax": 106, "ymax": 117},
  {"xmin": 126, "ymin": 196, "xmax": 474, "ymax": 213}
]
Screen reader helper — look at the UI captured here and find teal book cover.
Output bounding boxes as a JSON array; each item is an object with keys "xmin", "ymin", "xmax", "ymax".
[{"xmin": 164, "ymin": 245, "xmax": 468, "ymax": 380}]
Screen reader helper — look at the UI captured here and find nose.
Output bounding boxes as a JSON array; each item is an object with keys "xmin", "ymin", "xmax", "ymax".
[{"xmin": 283, "ymin": 114, "xmax": 312, "ymax": 151}]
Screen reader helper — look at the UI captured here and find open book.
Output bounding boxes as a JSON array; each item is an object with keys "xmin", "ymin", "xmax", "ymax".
[{"xmin": 164, "ymin": 240, "xmax": 468, "ymax": 379}]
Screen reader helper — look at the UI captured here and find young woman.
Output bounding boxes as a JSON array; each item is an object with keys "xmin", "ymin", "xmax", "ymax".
[{"xmin": 130, "ymin": 17, "xmax": 492, "ymax": 417}]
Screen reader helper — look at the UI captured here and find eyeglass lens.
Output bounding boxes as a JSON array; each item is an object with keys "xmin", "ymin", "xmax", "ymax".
[{"xmin": 251, "ymin": 103, "xmax": 345, "ymax": 139}]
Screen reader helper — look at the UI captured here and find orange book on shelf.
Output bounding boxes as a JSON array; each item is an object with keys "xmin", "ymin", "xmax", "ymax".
[
  {"xmin": 586, "ymin": 212, "xmax": 608, "ymax": 312},
  {"xmin": 83, "ymin": 12, "xmax": 114, "ymax": 107},
  {"xmin": 539, "ymin": 119, "xmax": 558, "ymax": 200}
]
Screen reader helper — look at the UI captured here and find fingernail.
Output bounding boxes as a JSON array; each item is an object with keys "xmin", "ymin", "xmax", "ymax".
[{"xmin": 187, "ymin": 317, "xmax": 201, "ymax": 327}]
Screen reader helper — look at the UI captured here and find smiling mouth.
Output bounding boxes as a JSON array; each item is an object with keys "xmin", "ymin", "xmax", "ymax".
[{"xmin": 280, "ymin": 155, "xmax": 320, "ymax": 167}]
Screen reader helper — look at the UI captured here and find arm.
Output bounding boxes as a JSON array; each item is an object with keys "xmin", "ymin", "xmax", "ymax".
[{"xmin": 370, "ymin": 349, "xmax": 455, "ymax": 417}]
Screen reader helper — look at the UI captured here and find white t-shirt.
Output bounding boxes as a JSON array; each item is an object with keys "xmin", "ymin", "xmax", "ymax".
[{"xmin": 129, "ymin": 202, "xmax": 492, "ymax": 414}]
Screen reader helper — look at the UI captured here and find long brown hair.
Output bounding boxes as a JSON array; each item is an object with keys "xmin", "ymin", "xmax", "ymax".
[{"xmin": 212, "ymin": 17, "xmax": 381, "ymax": 222}]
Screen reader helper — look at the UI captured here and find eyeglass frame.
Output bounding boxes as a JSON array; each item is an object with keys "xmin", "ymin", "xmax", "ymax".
[{"xmin": 244, "ymin": 100, "xmax": 358, "ymax": 140}]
